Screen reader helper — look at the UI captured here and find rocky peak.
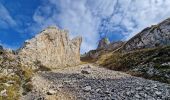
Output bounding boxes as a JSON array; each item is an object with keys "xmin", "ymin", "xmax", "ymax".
[
  {"xmin": 18, "ymin": 26, "xmax": 82, "ymax": 69},
  {"xmin": 0, "ymin": 45, "xmax": 3, "ymax": 51},
  {"xmin": 121, "ymin": 18, "xmax": 170, "ymax": 52},
  {"xmin": 97, "ymin": 38, "xmax": 110, "ymax": 50}
]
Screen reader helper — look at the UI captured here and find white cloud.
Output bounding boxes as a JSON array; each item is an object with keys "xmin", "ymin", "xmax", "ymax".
[
  {"xmin": 0, "ymin": 3, "xmax": 17, "ymax": 29},
  {"xmin": 32, "ymin": 0, "xmax": 170, "ymax": 53}
]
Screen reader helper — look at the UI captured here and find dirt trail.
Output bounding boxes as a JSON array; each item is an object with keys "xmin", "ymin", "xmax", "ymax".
[{"xmin": 22, "ymin": 64, "xmax": 170, "ymax": 100}]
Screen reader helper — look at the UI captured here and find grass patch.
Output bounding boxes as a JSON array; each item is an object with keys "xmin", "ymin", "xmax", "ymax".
[
  {"xmin": 97, "ymin": 46, "xmax": 170, "ymax": 84},
  {"xmin": 0, "ymin": 75, "xmax": 21, "ymax": 100}
]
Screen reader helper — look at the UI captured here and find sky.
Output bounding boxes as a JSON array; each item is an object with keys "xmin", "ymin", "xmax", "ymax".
[{"xmin": 1, "ymin": 0, "xmax": 170, "ymax": 53}]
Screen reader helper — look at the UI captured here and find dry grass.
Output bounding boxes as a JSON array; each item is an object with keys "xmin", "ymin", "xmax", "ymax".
[{"xmin": 97, "ymin": 46, "xmax": 170, "ymax": 84}]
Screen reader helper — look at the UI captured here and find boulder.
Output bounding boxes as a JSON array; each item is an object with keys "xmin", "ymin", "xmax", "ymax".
[{"xmin": 18, "ymin": 26, "xmax": 82, "ymax": 69}]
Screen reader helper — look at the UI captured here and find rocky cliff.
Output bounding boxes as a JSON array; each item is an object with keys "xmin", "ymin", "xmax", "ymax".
[
  {"xmin": 97, "ymin": 38, "xmax": 110, "ymax": 50},
  {"xmin": 18, "ymin": 26, "xmax": 82, "ymax": 69},
  {"xmin": 81, "ymin": 40, "xmax": 124, "ymax": 62},
  {"xmin": 121, "ymin": 18, "xmax": 170, "ymax": 52},
  {"xmin": 96, "ymin": 18, "xmax": 170, "ymax": 84},
  {"xmin": 97, "ymin": 38, "xmax": 124, "ymax": 51}
]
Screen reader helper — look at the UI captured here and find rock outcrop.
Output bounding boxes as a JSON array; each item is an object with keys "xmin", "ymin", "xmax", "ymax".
[
  {"xmin": 18, "ymin": 26, "xmax": 82, "ymax": 69},
  {"xmin": 97, "ymin": 38, "xmax": 124, "ymax": 51},
  {"xmin": 0, "ymin": 45, "xmax": 3, "ymax": 50},
  {"xmin": 97, "ymin": 38, "xmax": 110, "ymax": 50},
  {"xmin": 107, "ymin": 41, "xmax": 125, "ymax": 51},
  {"xmin": 121, "ymin": 18, "xmax": 170, "ymax": 52},
  {"xmin": 81, "ymin": 40, "xmax": 124, "ymax": 61}
]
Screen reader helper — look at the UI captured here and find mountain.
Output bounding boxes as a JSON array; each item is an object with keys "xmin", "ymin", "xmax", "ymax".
[
  {"xmin": 0, "ymin": 26, "xmax": 82, "ymax": 99},
  {"xmin": 81, "ymin": 38, "xmax": 125, "ymax": 62},
  {"xmin": 0, "ymin": 19, "xmax": 170, "ymax": 99},
  {"xmin": 93, "ymin": 18, "xmax": 170, "ymax": 84},
  {"xmin": 97, "ymin": 38, "xmax": 110, "ymax": 49},
  {"xmin": 18, "ymin": 26, "xmax": 82, "ymax": 69},
  {"xmin": 120, "ymin": 18, "xmax": 170, "ymax": 52}
]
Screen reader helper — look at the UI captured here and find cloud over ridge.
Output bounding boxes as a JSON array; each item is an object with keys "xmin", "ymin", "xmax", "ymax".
[
  {"xmin": 1, "ymin": 0, "xmax": 170, "ymax": 53},
  {"xmin": 32, "ymin": 0, "xmax": 170, "ymax": 53}
]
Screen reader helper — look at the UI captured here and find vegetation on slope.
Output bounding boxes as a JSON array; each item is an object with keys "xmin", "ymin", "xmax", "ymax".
[
  {"xmin": 97, "ymin": 46, "xmax": 170, "ymax": 84},
  {"xmin": 0, "ymin": 50, "xmax": 34, "ymax": 100}
]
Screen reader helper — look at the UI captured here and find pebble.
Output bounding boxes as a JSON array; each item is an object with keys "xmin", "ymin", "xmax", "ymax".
[
  {"xmin": 46, "ymin": 89, "xmax": 56, "ymax": 95},
  {"xmin": 7, "ymin": 80, "xmax": 15, "ymax": 84},
  {"xmin": 145, "ymin": 87, "xmax": 150, "ymax": 90},
  {"xmin": 96, "ymin": 89, "xmax": 101, "ymax": 93},
  {"xmin": 83, "ymin": 86, "xmax": 91, "ymax": 92},
  {"xmin": 126, "ymin": 91, "xmax": 133, "ymax": 96},
  {"xmin": 3, "ymin": 83, "xmax": 10, "ymax": 87},
  {"xmin": 81, "ymin": 70, "xmax": 90, "ymax": 74},
  {"xmin": 0, "ymin": 89, "xmax": 7, "ymax": 97},
  {"xmin": 136, "ymin": 86, "xmax": 143, "ymax": 91},
  {"xmin": 155, "ymin": 91, "xmax": 162, "ymax": 96},
  {"xmin": 135, "ymin": 94, "xmax": 141, "ymax": 98},
  {"xmin": 104, "ymin": 91, "xmax": 110, "ymax": 94}
]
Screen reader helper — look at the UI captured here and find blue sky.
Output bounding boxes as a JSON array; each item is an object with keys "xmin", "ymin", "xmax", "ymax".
[{"xmin": 1, "ymin": 0, "xmax": 170, "ymax": 53}]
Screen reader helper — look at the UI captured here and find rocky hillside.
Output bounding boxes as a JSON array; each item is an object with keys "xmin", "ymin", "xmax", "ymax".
[
  {"xmin": 0, "ymin": 18, "xmax": 170, "ymax": 99},
  {"xmin": 18, "ymin": 26, "xmax": 82, "ymax": 69},
  {"xmin": 0, "ymin": 47, "xmax": 34, "ymax": 100},
  {"xmin": 81, "ymin": 38, "xmax": 124, "ymax": 62},
  {"xmin": 0, "ymin": 26, "xmax": 83, "ymax": 100},
  {"xmin": 22, "ymin": 64, "xmax": 170, "ymax": 100},
  {"xmin": 120, "ymin": 18, "xmax": 170, "ymax": 52},
  {"xmin": 98, "ymin": 46, "xmax": 170, "ymax": 84},
  {"xmin": 83, "ymin": 17, "xmax": 170, "ymax": 84}
]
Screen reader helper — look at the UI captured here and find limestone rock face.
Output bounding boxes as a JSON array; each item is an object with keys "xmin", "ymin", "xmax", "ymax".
[
  {"xmin": 0, "ymin": 45, "xmax": 3, "ymax": 50},
  {"xmin": 81, "ymin": 41, "xmax": 124, "ymax": 61},
  {"xmin": 18, "ymin": 26, "xmax": 82, "ymax": 69},
  {"xmin": 97, "ymin": 38, "xmax": 110, "ymax": 50},
  {"xmin": 122, "ymin": 18, "xmax": 170, "ymax": 51},
  {"xmin": 107, "ymin": 41, "xmax": 125, "ymax": 51}
]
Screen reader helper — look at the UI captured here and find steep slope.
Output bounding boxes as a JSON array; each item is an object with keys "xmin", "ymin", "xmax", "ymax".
[
  {"xmin": 98, "ymin": 46, "xmax": 170, "ymax": 84},
  {"xmin": 121, "ymin": 18, "xmax": 170, "ymax": 52},
  {"xmin": 0, "ymin": 47, "xmax": 34, "ymax": 100},
  {"xmin": 96, "ymin": 18, "xmax": 170, "ymax": 84},
  {"xmin": 81, "ymin": 38, "xmax": 124, "ymax": 62},
  {"xmin": 18, "ymin": 26, "xmax": 82, "ymax": 69}
]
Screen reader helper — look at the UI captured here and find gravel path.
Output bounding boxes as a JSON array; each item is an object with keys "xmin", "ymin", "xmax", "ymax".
[{"xmin": 22, "ymin": 64, "xmax": 170, "ymax": 100}]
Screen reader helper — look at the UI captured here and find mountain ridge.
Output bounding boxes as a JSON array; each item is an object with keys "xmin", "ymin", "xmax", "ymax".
[{"xmin": 0, "ymin": 18, "xmax": 170, "ymax": 99}]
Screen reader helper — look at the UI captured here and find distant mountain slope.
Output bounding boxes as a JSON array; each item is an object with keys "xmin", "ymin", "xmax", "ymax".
[
  {"xmin": 121, "ymin": 18, "xmax": 170, "ymax": 52},
  {"xmin": 98, "ymin": 46, "xmax": 170, "ymax": 84},
  {"xmin": 82, "ymin": 17, "xmax": 170, "ymax": 84},
  {"xmin": 81, "ymin": 39, "xmax": 125, "ymax": 62}
]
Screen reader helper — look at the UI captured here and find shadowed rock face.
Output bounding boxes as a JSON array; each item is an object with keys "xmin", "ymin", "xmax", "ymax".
[
  {"xmin": 18, "ymin": 26, "xmax": 82, "ymax": 69},
  {"xmin": 121, "ymin": 18, "xmax": 170, "ymax": 52},
  {"xmin": 0, "ymin": 45, "xmax": 3, "ymax": 50},
  {"xmin": 97, "ymin": 38, "xmax": 110, "ymax": 50}
]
